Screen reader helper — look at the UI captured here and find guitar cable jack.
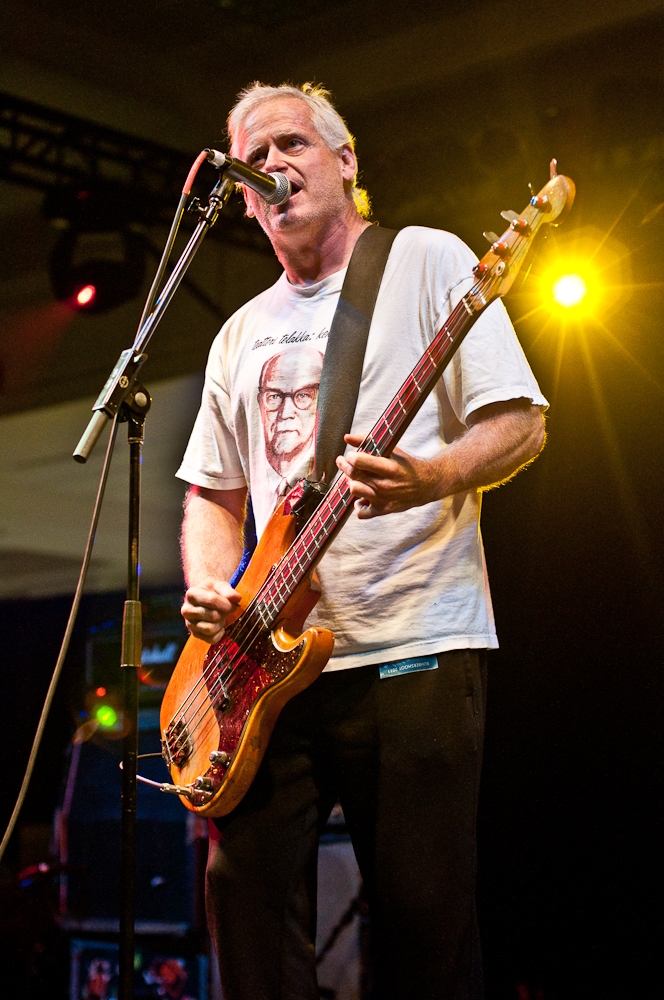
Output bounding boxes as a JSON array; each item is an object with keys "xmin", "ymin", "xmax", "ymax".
[{"xmin": 119, "ymin": 754, "xmax": 194, "ymax": 798}]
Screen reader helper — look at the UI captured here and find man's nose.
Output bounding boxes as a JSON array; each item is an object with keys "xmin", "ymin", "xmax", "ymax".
[{"xmin": 264, "ymin": 144, "xmax": 288, "ymax": 175}]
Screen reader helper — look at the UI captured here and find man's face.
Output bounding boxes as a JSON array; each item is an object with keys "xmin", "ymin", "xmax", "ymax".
[
  {"xmin": 258, "ymin": 349, "xmax": 323, "ymax": 476},
  {"xmin": 233, "ymin": 97, "xmax": 356, "ymax": 242}
]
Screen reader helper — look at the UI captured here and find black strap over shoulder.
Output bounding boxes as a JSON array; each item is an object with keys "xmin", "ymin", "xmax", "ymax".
[{"xmin": 313, "ymin": 224, "xmax": 398, "ymax": 486}]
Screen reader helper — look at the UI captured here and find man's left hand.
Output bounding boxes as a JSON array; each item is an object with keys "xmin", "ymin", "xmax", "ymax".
[{"xmin": 336, "ymin": 433, "xmax": 440, "ymax": 519}]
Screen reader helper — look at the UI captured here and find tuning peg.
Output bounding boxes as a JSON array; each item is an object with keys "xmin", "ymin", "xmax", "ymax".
[
  {"xmin": 550, "ymin": 158, "xmax": 558, "ymax": 179},
  {"xmin": 501, "ymin": 211, "xmax": 531, "ymax": 234},
  {"xmin": 528, "ymin": 183, "xmax": 535, "ymax": 198},
  {"xmin": 530, "ymin": 194, "xmax": 551, "ymax": 211},
  {"xmin": 502, "ymin": 212, "xmax": 531, "ymax": 234},
  {"xmin": 483, "ymin": 231, "xmax": 500, "ymax": 244}
]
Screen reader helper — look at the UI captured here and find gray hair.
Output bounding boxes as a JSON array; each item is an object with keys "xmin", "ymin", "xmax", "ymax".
[{"xmin": 227, "ymin": 82, "xmax": 371, "ymax": 219}]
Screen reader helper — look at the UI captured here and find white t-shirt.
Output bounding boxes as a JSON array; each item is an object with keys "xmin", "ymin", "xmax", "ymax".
[{"xmin": 177, "ymin": 227, "xmax": 548, "ymax": 669}]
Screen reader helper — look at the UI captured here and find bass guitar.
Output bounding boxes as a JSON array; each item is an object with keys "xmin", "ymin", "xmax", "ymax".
[{"xmin": 160, "ymin": 161, "xmax": 575, "ymax": 816}]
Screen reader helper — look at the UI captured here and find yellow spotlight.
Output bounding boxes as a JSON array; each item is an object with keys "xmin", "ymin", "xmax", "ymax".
[
  {"xmin": 534, "ymin": 225, "xmax": 632, "ymax": 323},
  {"xmin": 540, "ymin": 258, "xmax": 602, "ymax": 320},
  {"xmin": 552, "ymin": 273, "xmax": 587, "ymax": 308}
]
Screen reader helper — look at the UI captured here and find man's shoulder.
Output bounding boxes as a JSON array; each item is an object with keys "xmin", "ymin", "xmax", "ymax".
[
  {"xmin": 384, "ymin": 226, "xmax": 478, "ymax": 299},
  {"xmin": 208, "ymin": 271, "xmax": 287, "ymax": 357},
  {"xmin": 392, "ymin": 225, "xmax": 476, "ymax": 261}
]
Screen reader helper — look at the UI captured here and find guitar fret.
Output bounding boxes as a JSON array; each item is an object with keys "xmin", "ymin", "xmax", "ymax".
[
  {"xmin": 256, "ymin": 602, "xmax": 271, "ymax": 628},
  {"xmin": 375, "ymin": 418, "xmax": 393, "ymax": 446},
  {"xmin": 364, "ymin": 434, "xmax": 380, "ymax": 455}
]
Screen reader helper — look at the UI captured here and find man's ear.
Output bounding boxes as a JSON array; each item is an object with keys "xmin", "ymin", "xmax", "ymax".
[
  {"xmin": 339, "ymin": 144, "xmax": 357, "ymax": 183},
  {"xmin": 242, "ymin": 185, "xmax": 255, "ymax": 218}
]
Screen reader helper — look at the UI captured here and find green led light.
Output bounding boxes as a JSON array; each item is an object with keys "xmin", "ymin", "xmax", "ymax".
[{"xmin": 95, "ymin": 704, "xmax": 118, "ymax": 728}]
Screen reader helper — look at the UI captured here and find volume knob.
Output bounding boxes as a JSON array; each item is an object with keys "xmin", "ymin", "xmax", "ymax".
[{"xmin": 209, "ymin": 750, "xmax": 230, "ymax": 766}]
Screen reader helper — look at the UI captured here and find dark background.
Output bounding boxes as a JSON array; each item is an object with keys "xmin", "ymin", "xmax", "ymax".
[{"xmin": 1, "ymin": 1, "xmax": 663, "ymax": 997}]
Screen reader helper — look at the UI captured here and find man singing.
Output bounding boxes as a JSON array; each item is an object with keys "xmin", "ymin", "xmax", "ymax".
[{"xmin": 177, "ymin": 82, "xmax": 547, "ymax": 1000}]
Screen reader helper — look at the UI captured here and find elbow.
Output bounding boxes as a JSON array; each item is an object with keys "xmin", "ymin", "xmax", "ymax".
[{"xmin": 528, "ymin": 410, "xmax": 547, "ymax": 460}]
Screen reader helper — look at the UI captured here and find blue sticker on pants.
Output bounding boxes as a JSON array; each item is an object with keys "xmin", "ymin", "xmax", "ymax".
[{"xmin": 378, "ymin": 654, "xmax": 438, "ymax": 679}]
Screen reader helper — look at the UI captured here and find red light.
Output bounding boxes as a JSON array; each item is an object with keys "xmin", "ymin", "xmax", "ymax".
[
  {"xmin": 95, "ymin": 686, "xmax": 107, "ymax": 697},
  {"xmin": 76, "ymin": 284, "xmax": 96, "ymax": 307}
]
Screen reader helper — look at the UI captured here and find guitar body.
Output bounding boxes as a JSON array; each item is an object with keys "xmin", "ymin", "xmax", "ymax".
[{"xmin": 160, "ymin": 499, "xmax": 335, "ymax": 817}]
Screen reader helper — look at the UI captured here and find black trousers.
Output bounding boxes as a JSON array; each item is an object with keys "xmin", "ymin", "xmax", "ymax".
[{"xmin": 206, "ymin": 648, "xmax": 487, "ymax": 1000}]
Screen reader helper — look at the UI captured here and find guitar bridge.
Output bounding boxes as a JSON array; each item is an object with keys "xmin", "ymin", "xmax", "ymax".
[{"xmin": 161, "ymin": 718, "xmax": 193, "ymax": 768}]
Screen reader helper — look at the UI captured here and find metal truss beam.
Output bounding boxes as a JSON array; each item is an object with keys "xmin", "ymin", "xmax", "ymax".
[{"xmin": 0, "ymin": 91, "xmax": 271, "ymax": 253}]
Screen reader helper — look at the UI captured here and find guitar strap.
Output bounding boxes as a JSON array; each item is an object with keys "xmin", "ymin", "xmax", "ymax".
[
  {"xmin": 313, "ymin": 223, "xmax": 399, "ymax": 485},
  {"xmin": 230, "ymin": 224, "xmax": 398, "ymax": 585}
]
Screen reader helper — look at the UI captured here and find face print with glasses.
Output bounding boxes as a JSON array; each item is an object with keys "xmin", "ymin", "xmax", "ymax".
[
  {"xmin": 259, "ymin": 385, "xmax": 319, "ymax": 412},
  {"xmin": 257, "ymin": 348, "xmax": 324, "ymax": 477}
]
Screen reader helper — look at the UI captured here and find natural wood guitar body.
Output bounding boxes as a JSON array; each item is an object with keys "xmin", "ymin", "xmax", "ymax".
[{"xmin": 160, "ymin": 499, "xmax": 334, "ymax": 817}]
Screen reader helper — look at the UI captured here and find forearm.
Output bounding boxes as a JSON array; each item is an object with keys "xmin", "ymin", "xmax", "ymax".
[
  {"xmin": 338, "ymin": 400, "xmax": 546, "ymax": 518},
  {"xmin": 433, "ymin": 401, "xmax": 546, "ymax": 498},
  {"xmin": 181, "ymin": 487, "xmax": 245, "ymax": 587}
]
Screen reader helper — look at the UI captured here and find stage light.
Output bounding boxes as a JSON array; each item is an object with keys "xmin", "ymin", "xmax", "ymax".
[
  {"xmin": 50, "ymin": 228, "xmax": 146, "ymax": 315},
  {"xmin": 45, "ymin": 184, "xmax": 146, "ymax": 315},
  {"xmin": 530, "ymin": 225, "xmax": 632, "ymax": 325},
  {"xmin": 540, "ymin": 259, "xmax": 602, "ymax": 320},
  {"xmin": 83, "ymin": 686, "xmax": 123, "ymax": 737},
  {"xmin": 552, "ymin": 273, "xmax": 587, "ymax": 309},
  {"xmin": 76, "ymin": 284, "xmax": 97, "ymax": 307},
  {"xmin": 95, "ymin": 704, "xmax": 118, "ymax": 728}
]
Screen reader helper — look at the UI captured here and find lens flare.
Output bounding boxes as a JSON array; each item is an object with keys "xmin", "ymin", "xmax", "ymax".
[{"xmin": 552, "ymin": 274, "xmax": 587, "ymax": 308}]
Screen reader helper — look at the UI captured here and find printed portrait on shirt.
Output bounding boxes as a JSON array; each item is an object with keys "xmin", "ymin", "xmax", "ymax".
[{"xmin": 257, "ymin": 347, "xmax": 323, "ymax": 481}]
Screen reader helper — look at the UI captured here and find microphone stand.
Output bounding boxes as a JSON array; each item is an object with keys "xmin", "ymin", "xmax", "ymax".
[{"xmin": 73, "ymin": 171, "xmax": 234, "ymax": 1000}]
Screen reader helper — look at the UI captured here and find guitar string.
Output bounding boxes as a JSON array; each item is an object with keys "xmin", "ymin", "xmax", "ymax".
[
  {"xmin": 168, "ymin": 200, "xmax": 556, "ymax": 769},
  {"xmin": 165, "ymin": 270, "xmax": 504, "ymax": 757},
  {"xmin": 164, "ymin": 315, "xmax": 463, "ymax": 745},
  {"xmin": 168, "ymin": 471, "xmax": 351, "ymax": 738},
  {"xmin": 180, "ymin": 266, "xmax": 488, "ymax": 691},
  {"xmin": 164, "ymin": 277, "xmax": 496, "ymax": 758},
  {"xmin": 165, "ymin": 343, "xmax": 471, "ymax": 759},
  {"xmin": 165, "ymin": 479, "xmax": 353, "ymax": 752},
  {"xmin": 164, "ymin": 281, "xmax": 493, "ymax": 761}
]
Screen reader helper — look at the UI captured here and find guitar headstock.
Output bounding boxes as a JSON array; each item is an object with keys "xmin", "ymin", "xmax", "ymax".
[{"xmin": 469, "ymin": 160, "xmax": 576, "ymax": 307}]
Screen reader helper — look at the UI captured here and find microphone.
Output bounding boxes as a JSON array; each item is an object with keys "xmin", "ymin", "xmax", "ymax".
[{"xmin": 205, "ymin": 149, "xmax": 291, "ymax": 206}]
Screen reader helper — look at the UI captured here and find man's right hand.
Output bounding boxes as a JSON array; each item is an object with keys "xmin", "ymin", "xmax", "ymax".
[{"xmin": 181, "ymin": 578, "xmax": 242, "ymax": 645}]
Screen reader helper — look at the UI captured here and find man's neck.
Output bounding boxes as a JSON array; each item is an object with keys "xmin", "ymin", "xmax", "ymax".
[{"xmin": 272, "ymin": 211, "xmax": 371, "ymax": 286}]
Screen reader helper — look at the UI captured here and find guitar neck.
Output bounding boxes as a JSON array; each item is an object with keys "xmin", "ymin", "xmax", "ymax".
[{"xmin": 251, "ymin": 274, "xmax": 492, "ymax": 627}]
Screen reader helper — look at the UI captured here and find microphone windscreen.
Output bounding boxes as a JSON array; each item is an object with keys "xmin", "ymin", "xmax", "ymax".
[{"xmin": 264, "ymin": 172, "xmax": 291, "ymax": 206}]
